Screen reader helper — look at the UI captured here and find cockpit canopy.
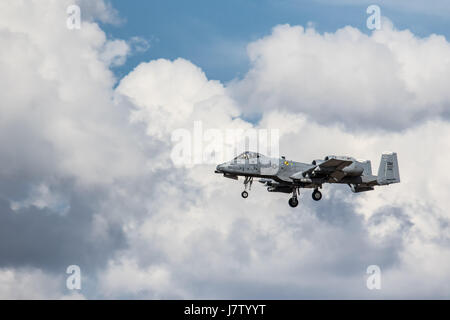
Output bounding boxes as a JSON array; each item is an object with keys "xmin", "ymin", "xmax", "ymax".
[{"xmin": 233, "ymin": 151, "xmax": 261, "ymax": 160}]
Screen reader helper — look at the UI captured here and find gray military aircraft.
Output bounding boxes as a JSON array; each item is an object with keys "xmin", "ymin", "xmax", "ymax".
[{"xmin": 215, "ymin": 151, "xmax": 400, "ymax": 207}]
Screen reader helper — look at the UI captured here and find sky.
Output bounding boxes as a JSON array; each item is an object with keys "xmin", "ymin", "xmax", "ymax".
[
  {"xmin": 103, "ymin": 0, "xmax": 450, "ymax": 82},
  {"xmin": 0, "ymin": 0, "xmax": 450, "ymax": 299}
]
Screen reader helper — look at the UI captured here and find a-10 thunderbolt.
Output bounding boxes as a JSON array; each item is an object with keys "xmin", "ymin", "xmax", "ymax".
[{"xmin": 215, "ymin": 151, "xmax": 400, "ymax": 207}]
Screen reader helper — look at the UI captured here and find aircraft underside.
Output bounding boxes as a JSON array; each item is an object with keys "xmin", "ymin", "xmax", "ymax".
[{"xmin": 240, "ymin": 175, "xmax": 323, "ymax": 208}]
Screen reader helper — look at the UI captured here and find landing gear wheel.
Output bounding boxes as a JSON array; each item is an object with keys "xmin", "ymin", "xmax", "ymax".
[
  {"xmin": 241, "ymin": 191, "xmax": 249, "ymax": 199},
  {"xmin": 288, "ymin": 197, "xmax": 299, "ymax": 208},
  {"xmin": 312, "ymin": 190, "xmax": 322, "ymax": 201}
]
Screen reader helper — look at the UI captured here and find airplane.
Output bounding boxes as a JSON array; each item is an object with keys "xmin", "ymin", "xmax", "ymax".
[{"xmin": 215, "ymin": 151, "xmax": 400, "ymax": 207}]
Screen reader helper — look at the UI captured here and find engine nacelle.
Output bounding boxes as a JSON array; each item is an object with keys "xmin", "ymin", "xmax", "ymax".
[{"xmin": 342, "ymin": 163, "xmax": 364, "ymax": 176}]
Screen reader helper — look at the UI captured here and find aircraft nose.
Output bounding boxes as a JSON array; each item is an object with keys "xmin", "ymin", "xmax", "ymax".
[{"xmin": 215, "ymin": 163, "xmax": 227, "ymax": 173}]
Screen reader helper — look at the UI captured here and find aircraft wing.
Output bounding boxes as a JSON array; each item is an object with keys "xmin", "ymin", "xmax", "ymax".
[
  {"xmin": 313, "ymin": 156, "xmax": 354, "ymax": 182},
  {"xmin": 318, "ymin": 157, "xmax": 353, "ymax": 170}
]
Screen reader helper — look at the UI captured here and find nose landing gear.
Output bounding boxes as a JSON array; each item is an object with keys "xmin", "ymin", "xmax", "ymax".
[
  {"xmin": 241, "ymin": 176, "xmax": 253, "ymax": 199},
  {"xmin": 288, "ymin": 197, "xmax": 299, "ymax": 207}
]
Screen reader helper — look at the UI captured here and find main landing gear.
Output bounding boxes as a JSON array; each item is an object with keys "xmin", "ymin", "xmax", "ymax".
[
  {"xmin": 312, "ymin": 189, "xmax": 322, "ymax": 201},
  {"xmin": 288, "ymin": 187, "xmax": 300, "ymax": 208},
  {"xmin": 289, "ymin": 188, "xmax": 322, "ymax": 207},
  {"xmin": 241, "ymin": 176, "xmax": 253, "ymax": 198}
]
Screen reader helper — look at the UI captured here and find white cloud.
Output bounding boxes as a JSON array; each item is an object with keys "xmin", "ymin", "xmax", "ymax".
[
  {"xmin": 98, "ymin": 257, "xmax": 182, "ymax": 298},
  {"xmin": 129, "ymin": 36, "xmax": 151, "ymax": 53},
  {"xmin": 99, "ymin": 39, "xmax": 130, "ymax": 67},
  {"xmin": 10, "ymin": 183, "xmax": 70, "ymax": 215},
  {"xmin": 230, "ymin": 20, "xmax": 450, "ymax": 130},
  {"xmin": 0, "ymin": 267, "xmax": 85, "ymax": 299},
  {"xmin": 0, "ymin": 0, "xmax": 147, "ymax": 186},
  {"xmin": 117, "ymin": 58, "xmax": 246, "ymax": 138}
]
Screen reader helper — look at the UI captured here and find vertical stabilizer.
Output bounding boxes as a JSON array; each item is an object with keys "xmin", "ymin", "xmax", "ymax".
[{"xmin": 377, "ymin": 152, "xmax": 400, "ymax": 185}]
